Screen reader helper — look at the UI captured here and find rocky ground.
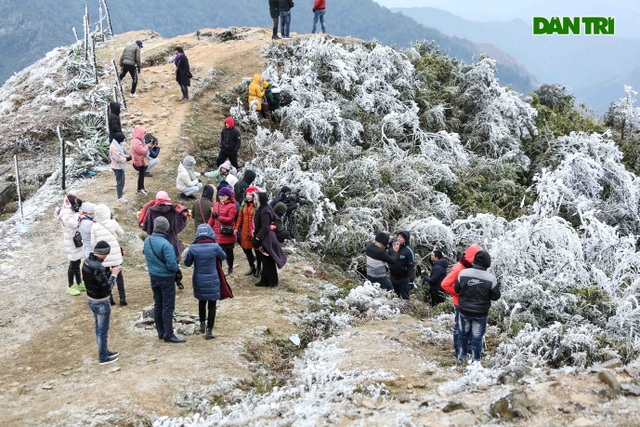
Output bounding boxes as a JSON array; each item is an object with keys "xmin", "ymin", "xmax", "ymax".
[{"xmin": 0, "ymin": 28, "xmax": 639, "ymax": 426}]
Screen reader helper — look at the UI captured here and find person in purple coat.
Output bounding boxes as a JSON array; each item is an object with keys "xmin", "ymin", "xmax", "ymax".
[{"xmin": 253, "ymin": 192, "xmax": 287, "ymax": 287}]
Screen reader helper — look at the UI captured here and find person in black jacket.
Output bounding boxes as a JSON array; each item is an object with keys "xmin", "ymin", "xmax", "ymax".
[
  {"xmin": 422, "ymin": 250, "xmax": 449, "ymax": 306},
  {"xmin": 108, "ymin": 102, "xmax": 122, "ymax": 142},
  {"xmin": 278, "ymin": 0, "xmax": 295, "ymax": 39},
  {"xmin": 216, "ymin": 117, "xmax": 242, "ymax": 168},
  {"xmin": 83, "ymin": 241, "xmax": 122, "ymax": 365},
  {"xmin": 365, "ymin": 232, "xmax": 397, "ymax": 291},
  {"xmin": 234, "ymin": 169, "xmax": 256, "ymax": 202},
  {"xmin": 174, "ymin": 47, "xmax": 191, "ymax": 102},
  {"xmin": 388, "ymin": 231, "xmax": 415, "ymax": 300},
  {"xmin": 454, "ymin": 250, "xmax": 500, "ymax": 363},
  {"xmin": 269, "ymin": 0, "xmax": 280, "ymax": 40}
]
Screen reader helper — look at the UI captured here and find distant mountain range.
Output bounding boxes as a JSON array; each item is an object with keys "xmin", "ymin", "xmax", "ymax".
[
  {"xmin": 392, "ymin": 6, "xmax": 640, "ymax": 113},
  {"xmin": 1, "ymin": 0, "xmax": 535, "ymax": 94}
]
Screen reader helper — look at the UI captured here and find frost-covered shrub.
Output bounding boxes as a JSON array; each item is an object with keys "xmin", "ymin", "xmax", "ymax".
[{"xmin": 336, "ymin": 282, "xmax": 401, "ymax": 321}]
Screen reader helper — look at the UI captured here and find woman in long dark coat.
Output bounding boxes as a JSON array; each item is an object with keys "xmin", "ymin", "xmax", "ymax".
[
  {"xmin": 174, "ymin": 46, "xmax": 191, "ymax": 102},
  {"xmin": 253, "ymin": 192, "xmax": 287, "ymax": 287}
]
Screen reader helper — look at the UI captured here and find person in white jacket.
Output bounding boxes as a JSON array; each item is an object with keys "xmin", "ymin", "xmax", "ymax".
[
  {"xmin": 79, "ymin": 202, "xmax": 96, "ymax": 260},
  {"xmin": 176, "ymin": 155, "xmax": 202, "ymax": 200},
  {"xmin": 54, "ymin": 194, "xmax": 86, "ymax": 295},
  {"xmin": 91, "ymin": 204, "xmax": 127, "ymax": 306}
]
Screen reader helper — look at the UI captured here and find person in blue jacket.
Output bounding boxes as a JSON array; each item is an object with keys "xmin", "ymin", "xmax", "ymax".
[
  {"xmin": 143, "ymin": 217, "xmax": 183, "ymax": 343},
  {"xmin": 184, "ymin": 224, "xmax": 227, "ymax": 340}
]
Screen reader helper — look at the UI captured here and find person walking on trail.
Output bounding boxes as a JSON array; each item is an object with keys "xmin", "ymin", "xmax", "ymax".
[
  {"xmin": 119, "ymin": 40, "xmax": 142, "ymax": 98},
  {"xmin": 83, "ymin": 240, "xmax": 122, "ymax": 365},
  {"xmin": 422, "ymin": 250, "xmax": 449, "ymax": 307},
  {"xmin": 109, "ymin": 132, "xmax": 131, "ymax": 203},
  {"xmin": 235, "ymin": 186, "xmax": 261, "ymax": 277},
  {"xmin": 208, "ymin": 187, "xmax": 238, "ymax": 276},
  {"xmin": 144, "ymin": 217, "xmax": 185, "ymax": 343},
  {"xmin": 441, "ymin": 244, "xmax": 482, "ymax": 356},
  {"xmin": 176, "ymin": 155, "xmax": 203, "ymax": 200},
  {"xmin": 108, "ymin": 102, "xmax": 123, "ymax": 141},
  {"xmin": 278, "ymin": 0, "xmax": 295, "ymax": 38},
  {"xmin": 215, "ymin": 117, "xmax": 242, "ymax": 169},
  {"xmin": 192, "ymin": 184, "xmax": 215, "ymax": 232},
  {"xmin": 253, "ymin": 192, "xmax": 287, "ymax": 287},
  {"xmin": 388, "ymin": 231, "xmax": 415, "ymax": 300},
  {"xmin": 205, "ymin": 160, "xmax": 239, "ymax": 188},
  {"xmin": 248, "ymin": 74, "xmax": 267, "ymax": 119},
  {"xmin": 184, "ymin": 224, "xmax": 227, "ymax": 340},
  {"xmin": 269, "ymin": 0, "xmax": 280, "ymax": 39},
  {"xmin": 312, "ymin": 0, "xmax": 327, "ymax": 34},
  {"xmin": 91, "ymin": 204, "xmax": 127, "ymax": 306},
  {"xmin": 130, "ymin": 125, "xmax": 149, "ymax": 195},
  {"xmin": 455, "ymin": 250, "xmax": 500, "ymax": 363},
  {"xmin": 174, "ymin": 46, "xmax": 192, "ymax": 103},
  {"xmin": 54, "ymin": 195, "xmax": 85, "ymax": 296},
  {"xmin": 365, "ymin": 232, "xmax": 397, "ymax": 292}
]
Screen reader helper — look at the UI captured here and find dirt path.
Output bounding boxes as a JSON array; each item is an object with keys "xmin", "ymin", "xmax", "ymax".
[{"xmin": 0, "ymin": 28, "xmax": 320, "ymax": 425}]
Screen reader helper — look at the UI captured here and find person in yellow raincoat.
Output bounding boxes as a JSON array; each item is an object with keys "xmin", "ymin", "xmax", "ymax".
[{"xmin": 248, "ymin": 74, "xmax": 266, "ymax": 118}]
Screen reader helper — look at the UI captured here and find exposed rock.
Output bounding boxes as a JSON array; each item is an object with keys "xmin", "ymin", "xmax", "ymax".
[
  {"xmin": 599, "ymin": 358, "xmax": 622, "ymax": 370},
  {"xmin": 418, "ymin": 400, "xmax": 429, "ymax": 408},
  {"xmin": 142, "ymin": 306, "xmax": 154, "ymax": 319},
  {"xmin": 489, "ymin": 391, "xmax": 533, "ymax": 419},
  {"xmin": 396, "ymin": 394, "xmax": 411, "ymax": 404},
  {"xmin": 498, "ymin": 365, "xmax": 531, "ymax": 385},
  {"xmin": 597, "ymin": 369, "xmax": 621, "ymax": 391},
  {"xmin": 443, "ymin": 401, "xmax": 466, "ymax": 413},
  {"xmin": 572, "ymin": 418, "xmax": 597, "ymax": 427},
  {"xmin": 109, "ymin": 367, "xmax": 121, "ymax": 373},
  {"xmin": 621, "ymin": 383, "xmax": 640, "ymax": 396},
  {"xmin": 41, "ymin": 384, "xmax": 54, "ymax": 390},
  {"xmin": 359, "ymin": 400, "xmax": 376, "ymax": 409},
  {"xmin": 135, "ymin": 318, "xmax": 154, "ymax": 328},
  {"xmin": 624, "ymin": 366, "xmax": 639, "ymax": 378},
  {"xmin": 178, "ymin": 323, "xmax": 196, "ymax": 335}
]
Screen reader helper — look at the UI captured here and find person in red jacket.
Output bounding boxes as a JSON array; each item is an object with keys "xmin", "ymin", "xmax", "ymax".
[
  {"xmin": 208, "ymin": 186, "xmax": 238, "ymax": 275},
  {"xmin": 312, "ymin": 0, "xmax": 327, "ymax": 34},
  {"xmin": 130, "ymin": 125, "xmax": 149, "ymax": 195},
  {"xmin": 441, "ymin": 244, "xmax": 482, "ymax": 355}
]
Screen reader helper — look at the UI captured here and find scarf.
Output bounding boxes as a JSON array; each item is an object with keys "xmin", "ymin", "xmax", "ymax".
[
  {"xmin": 184, "ymin": 162, "xmax": 197, "ymax": 181},
  {"xmin": 173, "ymin": 52, "xmax": 183, "ymax": 66}
]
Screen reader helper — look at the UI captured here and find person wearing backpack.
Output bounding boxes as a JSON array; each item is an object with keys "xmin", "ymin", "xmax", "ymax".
[
  {"xmin": 208, "ymin": 187, "xmax": 238, "ymax": 276},
  {"xmin": 215, "ymin": 118, "xmax": 242, "ymax": 169},
  {"xmin": 91, "ymin": 204, "xmax": 127, "ymax": 306},
  {"xmin": 54, "ymin": 194, "xmax": 85, "ymax": 295},
  {"xmin": 311, "ymin": 0, "xmax": 327, "ymax": 34}
]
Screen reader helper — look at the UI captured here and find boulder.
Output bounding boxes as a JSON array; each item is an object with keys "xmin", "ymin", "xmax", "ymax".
[
  {"xmin": 597, "ymin": 369, "xmax": 621, "ymax": 391},
  {"xmin": 443, "ymin": 401, "xmax": 466, "ymax": 413},
  {"xmin": 497, "ymin": 365, "xmax": 531, "ymax": 385},
  {"xmin": 489, "ymin": 391, "xmax": 533, "ymax": 419}
]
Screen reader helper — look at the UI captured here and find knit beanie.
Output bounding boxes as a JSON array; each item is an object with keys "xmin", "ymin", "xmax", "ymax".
[
  {"xmin": 219, "ymin": 187, "xmax": 234, "ymax": 197},
  {"xmin": 221, "ymin": 160, "xmax": 232, "ymax": 171},
  {"xmin": 153, "ymin": 216, "xmax": 170, "ymax": 233},
  {"xmin": 473, "ymin": 251, "xmax": 491, "ymax": 269},
  {"xmin": 94, "ymin": 241, "xmax": 111, "ymax": 255},
  {"xmin": 280, "ymin": 186, "xmax": 292, "ymax": 194},
  {"xmin": 375, "ymin": 232, "xmax": 390, "ymax": 247}
]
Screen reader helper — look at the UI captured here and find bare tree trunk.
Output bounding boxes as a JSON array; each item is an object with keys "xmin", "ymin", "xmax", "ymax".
[
  {"xmin": 98, "ymin": 0, "xmax": 104, "ymax": 33},
  {"xmin": 57, "ymin": 126, "xmax": 66, "ymax": 190},
  {"xmin": 83, "ymin": 2, "xmax": 90, "ymax": 61},
  {"xmin": 101, "ymin": 0, "xmax": 114, "ymax": 35},
  {"xmin": 14, "ymin": 155, "xmax": 24, "ymax": 222},
  {"xmin": 112, "ymin": 60, "xmax": 127, "ymax": 110},
  {"xmin": 90, "ymin": 36, "xmax": 98, "ymax": 85}
]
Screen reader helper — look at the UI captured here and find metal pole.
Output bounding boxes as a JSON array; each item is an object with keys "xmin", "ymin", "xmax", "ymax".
[
  {"xmin": 58, "ymin": 126, "xmax": 66, "ymax": 190},
  {"xmin": 14, "ymin": 155, "xmax": 24, "ymax": 222},
  {"xmin": 112, "ymin": 59, "xmax": 127, "ymax": 110}
]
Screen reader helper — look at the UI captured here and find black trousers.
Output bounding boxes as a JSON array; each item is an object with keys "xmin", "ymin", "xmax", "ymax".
[
  {"xmin": 68, "ymin": 259, "xmax": 82, "ymax": 286},
  {"xmin": 216, "ymin": 150, "xmax": 239, "ymax": 169},
  {"xmin": 219, "ymin": 243, "xmax": 235, "ymax": 270},
  {"xmin": 243, "ymin": 247, "xmax": 261, "ymax": 269},
  {"xmin": 258, "ymin": 253, "xmax": 278, "ymax": 286},
  {"xmin": 179, "ymin": 84, "xmax": 189, "ymax": 100},
  {"xmin": 199, "ymin": 300, "xmax": 217, "ymax": 329},
  {"xmin": 119, "ymin": 64, "xmax": 138, "ymax": 94},
  {"xmin": 134, "ymin": 164, "xmax": 146, "ymax": 191}
]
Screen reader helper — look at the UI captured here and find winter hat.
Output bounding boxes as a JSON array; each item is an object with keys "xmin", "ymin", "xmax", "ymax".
[
  {"xmin": 202, "ymin": 184, "xmax": 215, "ymax": 201},
  {"xmin": 274, "ymin": 201, "xmax": 287, "ymax": 216},
  {"xmin": 136, "ymin": 40, "xmax": 143, "ymax": 48},
  {"xmin": 113, "ymin": 132, "xmax": 125, "ymax": 143},
  {"xmin": 94, "ymin": 240, "xmax": 111, "ymax": 255},
  {"xmin": 262, "ymin": 81, "xmax": 269, "ymax": 89},
  {"xmin": 473, "ymin": 251, "xmax": 491, "ymax": 269},
  {"xmin": 242, "ymin": 169, "xmax": 256, "ymax": 184},
  {"xmin": 219, "ymin": 187, "xmax": 234, "ymax": 197},
  {"xmin": 156, "ymin": 191, "xmax": 172, "ymax": 204},
  {"xmin": 280, "ymin": 186, "xmax": 292, "ymax": 194},
  {"xmin": 246, "ymin": 186, "xmax": 259, "ymax": 195},
  {"xmin": 183, "ymin": 155, "xmax": 196, "ymax": 168},
  {"xmin": 220, "ymin": 160, "xmax": 232, "ymax": 171},
  {"xmin": 375, "ymin": 232, "xmax": 390, "ymax": 247},
  {"xmin": 153, "ymin": 216, "xmax": 170, "ymax": 233}
]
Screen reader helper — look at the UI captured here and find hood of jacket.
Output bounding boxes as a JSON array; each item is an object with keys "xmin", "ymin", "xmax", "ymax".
[
  {"xmin": 397, "ymin": 230, "xmax": 411, "ymax": 246},
  {"xmin": 224, "ymin": 117, "xmax": 235, "ymax": 129},
  {"xmin": 252, "ymin": 73, "xmax": 262, "ymax": 84},
  {"xmin": 151, "ymin": 203, "xmax": 172, "ymax": 214},
  {"xmin": 242, "ymin": 169, "xmax": 256, "ymax": 185},
  {"xmin": 462, "ymin": 244, "xmax": 482, "ymax": 267},
  {"xmin": 273, "ymin": 201, "xmax": 287, "ymax": 216},
  {"xmin": 183, "ymin": 155, "xmax": 196, "ymax": 168},
  {"xmin": 80, "ymin": 202, "xmax": 95, "ymax": 215},
  {"xmin": 132, "ymin": 125, "xmax": 146, "ymax": 141},
  {"xmin": 109, "ymin": 102, "xmax": 120, "ymax": 116},
  {"xmin": 94, "ymin": 204, "xmax": 111, "ymax": 223},
  {"xmin": 196, "ymin": 223, "xmax": 216, "ymax": 241},
  {"xmin": 434, "ymin": 258, "xmax": 449, "ymax": 270},
  {"xmin": 202, "ymin": 184, "xmax": 215, "ymax": 201}
]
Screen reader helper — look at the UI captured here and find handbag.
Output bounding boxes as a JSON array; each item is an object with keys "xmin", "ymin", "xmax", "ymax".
[
  {"xmin": 72, "ymin": 231, "xmax": 83, "ymax": 248},
  {"xmin": 217, "ymin": 204, "xmax": 235, "ymax": 235}
]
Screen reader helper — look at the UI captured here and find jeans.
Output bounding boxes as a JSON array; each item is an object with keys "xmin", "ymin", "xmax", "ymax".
[
  {"xmin": 312, "ymin": 9, "xmax": 326, "ymax": 33},
  {"xmin": 88, "ymin": 299, "xmax": 112, "ymax": 362},
  {"xmin": 280, "ymin": 11, "xmax": 291, "ymax": 37},
  {"xmin": 457, "ymin": 313, "xmax": 488, "ymax": 362},
  {"xmin": 147, "ymin": 155, "xmax": 159, "ymax": 172},
  {"xmin": 119, "ymin": 64, "xmax": 138, "ymax": 94},
  {"xmin": 367, "ymin": 275, "xmax": 393, "ymax": 292},
  {"xmin": 391, "ymin": 276, "xmax": 411, "ymax": 300},
  {"xmin": 150, "ymin": 275, "xmax": 176, "ymax": 339},
  {"xmin": 453, "ymin": 305, "xmax": 460, "ymax": 353},
  {"xmin": 182, "ymin": 183, "xmax": 203, "ymax": 196},
  {"xmin": 113, "ymin": 168, "xmax": 125, "ymax": 198}
]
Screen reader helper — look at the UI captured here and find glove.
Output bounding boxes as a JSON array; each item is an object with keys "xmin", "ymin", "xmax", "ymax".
[
  {"xmin": 211, "ymin": 212, "xmax": 219, "ymax": 219},
  {"xmin": 125, "ymin": 155, "xmax": 132, "ymax": 161}
]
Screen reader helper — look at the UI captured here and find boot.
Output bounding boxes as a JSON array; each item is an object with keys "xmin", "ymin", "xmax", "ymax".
[
  {"xmin": 110, "ymin": 295, "xmax": 116, "ymax": 306},
  {"xmin": 254, "ymin": 268, "xmax": 262, "ymax": 278},
  {"xmin": 119, "ymin": 299, "xmax": 128, "ymax": 306},
  {"xmin": 199, "ymin": 321, "xmax": 205, "ymax": 334},
  {"xmin": 227, "ymin": 266, "xmax": 233, "ymax": 276},
  {"xmin": 245, "ymin": 266, "xmax": 256, "ymax": 276},
  {"xmin": 205, "ymin": 328, "xmax": 215, "ymax": 340}
]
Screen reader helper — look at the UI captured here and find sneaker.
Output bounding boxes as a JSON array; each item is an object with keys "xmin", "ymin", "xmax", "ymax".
[
  {"xmin": 117, "ymin": 197, "xmax": 128, "ymax": 203},
  {"xmin": 75, "ymin": 282, "xmax": 86, "ymax": 292},
  {"xmin": 130, "ymin": 93, "xmax": 137, "ymax": 98},
  {"xmin": 108, "ymin": 350, "xmax": 119, "ymax": 358},
  {"xmin": 66, "ymin": 286, "xmax": 81, "ymax": 296},
  {"xmin": 137, "ymin": 189, "xmax": 149, "ymax": 196},
  {"xmin": 99, "ymin": 355, "xmax": 119, "ymax": 365},
  {"xmin": 142, "ymin": 189, "xmax": 149, "ymax": 195},
  {"xmin": 144, "ymin": 172, "xmax": 153, "ymax": 177}
]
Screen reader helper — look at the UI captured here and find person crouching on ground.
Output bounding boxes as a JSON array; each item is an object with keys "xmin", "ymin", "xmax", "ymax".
[
  {"xmin": 454, "ymin": 250, "xmax": 500, "ymax": 363},
  {"xmin": 366, "ymin": 232, "xmax": 397, "ymax": 292},
  {"xmin": 83, "ymin": 241, "xmax": 122, "ymax": 365},
  {"xmin": 177, "ymin": 155, "xmax": 202, "ymax": 200},
  {"xmin": 144, "ymin": 217, "xmax": 185, "ymax": 343},
  {"xmin": 184, "ymin": 224, "xmax": 227, "ymax": 340}
]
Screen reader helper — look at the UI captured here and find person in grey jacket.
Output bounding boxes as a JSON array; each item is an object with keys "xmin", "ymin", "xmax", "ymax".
[
  {"xmin": 119, "ymin": 40, "xmax": 142, "ymax": 97},
  {"xmin": 365, "ymin": 232, "xmax": 397, "ymax": 291}
]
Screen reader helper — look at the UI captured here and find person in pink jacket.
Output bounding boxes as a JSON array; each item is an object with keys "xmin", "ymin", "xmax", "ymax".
[
  {"xmin": 109, "ymin": 132, "xmax": 131, "ymax": 203},
  {"xmin": 441, "ymin": 244, "xmax": 482, "ymax": 356},
  {"xmin": 130, "ymin": 125, "xmax": 149, "ymax": 195}
]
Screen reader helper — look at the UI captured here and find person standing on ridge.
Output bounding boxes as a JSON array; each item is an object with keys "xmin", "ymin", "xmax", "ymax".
[
  {"xmin": 119, "ymin": 40, "xmax": 142, "ymax": 98},
  {"xmin": 174, "ymin": 46, "xmax": 192, "ymax": 103},
  {"xmin": 388, "ymin": 231, "xmax": 415, "ymax": 300},
  {"xmin": 54, "ymin": 195, "xmax": 85, "ymax": 296},
  {"xmin": 312, "ymin": 0, "xmax": 326, "ymax": 34},
  {"xmin": 235, "ymin": 186, "xmax": 261, "ymax": 277},
  {"xmin": 365, "ymin": 232, "xmax": 397, "ymax": 292},
  {"xmin": 130, "ymin": 125, "xmax": 149, "ymax": 195},
  {"xmin": 215, "ymin": 117, "xmax": 242, "ymax": 169},
  {"xmin": 91, "ymin": 204, "xmax": 127, "ymax": 306},
  {"xmin": 422, "ymin": 250, "xmax": 449, "ymax": 306},
  {"xmin": 278, "ymin": 0, "xmax": 295, "ymax": 39},
  {"xmin": 109, "ymin": 132, "xmax": 131, "ymax": 203},
  {"xmin": 192, "ymin": 184, "xmax": 215, "ymax": 232},
  {"xmin": 208, "ymin": 187, "xmax": 238, "ymax": 276},
  {"xmin": 269, "ymin": 0, "xmax": 280, "ymax": 40}
]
